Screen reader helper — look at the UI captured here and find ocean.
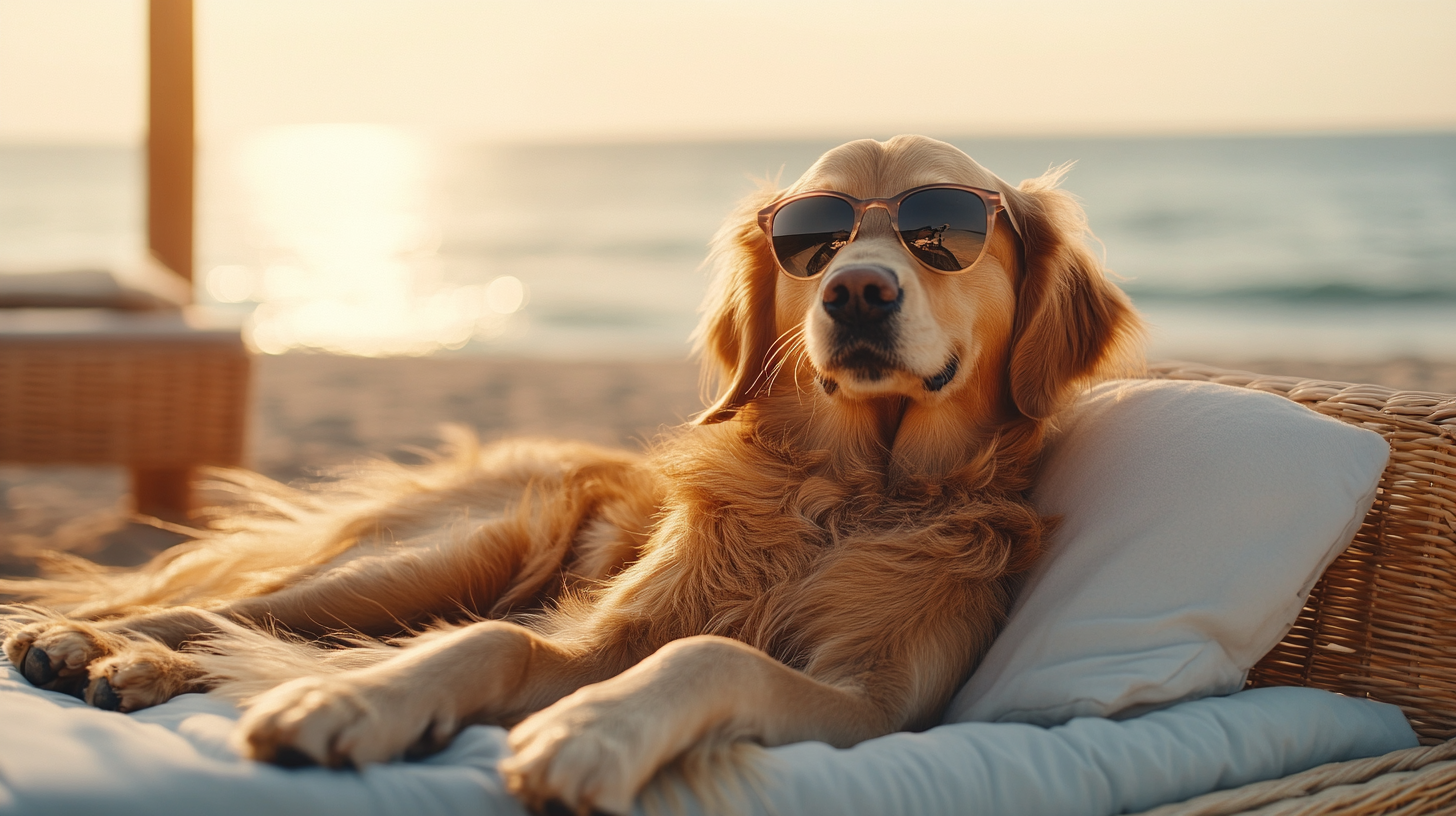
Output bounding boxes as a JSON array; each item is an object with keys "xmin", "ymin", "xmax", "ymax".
[{"xmin": 1, "ymin": 130, "xmax": 1453, "ymax": 361}]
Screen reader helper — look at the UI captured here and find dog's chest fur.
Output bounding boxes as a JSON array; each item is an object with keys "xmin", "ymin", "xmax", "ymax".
[{"xmin": 604, "ymin": 422, "xmax": 1046, "ymax": 668}]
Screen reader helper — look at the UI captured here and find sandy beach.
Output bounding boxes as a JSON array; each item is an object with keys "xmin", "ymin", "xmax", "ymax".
[
  {"xmin": 2, "ymin": 352, "xmax": 1453, "ymax": 575},
  {"xmin": 243, "ymin": 354, "xmax": 1456, "ymax": 477}
]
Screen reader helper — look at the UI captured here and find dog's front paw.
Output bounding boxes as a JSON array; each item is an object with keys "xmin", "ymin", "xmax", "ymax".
[
  {"xmin": 503, "ymin": 690, "xmax": 664, "ymax": 816},
  {"xmin": 4, "ymin": 620, "xmax": 127, "ymax": 696},
  {"xmin": 85, "ymin": 642, "xmax": 206, "ymax": 712},
  {"xmin": 234, "ymin": 673, "xmax": 457, "ymax": 769}
]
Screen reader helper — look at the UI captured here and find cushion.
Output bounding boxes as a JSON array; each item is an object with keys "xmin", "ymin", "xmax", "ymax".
[
  {"xmin": 947, "ymin": 378, "xmax": 1390, "ymax": 726},
  {"xmin": 717, "ymin": 686, "xmax": 1416, "ymax": 816},
  {"xmin": 0, "ymin": 256, "xmax": 190, "ymax": 311},
  {"xmin": 0, "ymin": 661, "xmax": 1418, "ymax": 816}
]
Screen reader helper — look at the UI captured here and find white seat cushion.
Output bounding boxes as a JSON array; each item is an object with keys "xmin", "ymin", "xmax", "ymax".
[{"xmin": 0, "ymin": 664, "xmax": 1418, "ymax": 816}]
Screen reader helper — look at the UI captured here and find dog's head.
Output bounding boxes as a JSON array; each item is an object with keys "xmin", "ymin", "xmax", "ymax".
[{"xmin": 694, "ymin": 135, "xmax": 1142, "ymax": 430}]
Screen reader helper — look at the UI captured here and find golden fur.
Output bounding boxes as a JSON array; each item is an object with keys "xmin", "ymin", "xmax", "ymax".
[{"xmin": 1, "ymin": 136, "xmax": 1141, "ymax": 815}]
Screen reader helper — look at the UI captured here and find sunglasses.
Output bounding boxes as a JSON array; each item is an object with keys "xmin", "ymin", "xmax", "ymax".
[{"xmin": 757, "ymin": 184, "xmax": 1009, "ymax": 279}]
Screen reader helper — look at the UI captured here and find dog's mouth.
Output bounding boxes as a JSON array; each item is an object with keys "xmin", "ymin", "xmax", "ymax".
[
  {"xmin": 818, "ymin": 350, "xmax": 960, "ymax": 396},
  {"xmin": 829, "ymin": 346, "xmax": 898, "ymax": 382}
]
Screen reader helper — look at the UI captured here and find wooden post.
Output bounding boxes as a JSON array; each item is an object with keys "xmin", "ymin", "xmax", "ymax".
[
  {"xmin": 139, "ymin": 0, "xmax": 196, "ymax": 519},
  {"xmin": 147, "ymin": 0, "xmax": 194, "ymax": 284},
  {"xmin": 131, "ymin": 467, "xmax": 196, "ymax": 522}
]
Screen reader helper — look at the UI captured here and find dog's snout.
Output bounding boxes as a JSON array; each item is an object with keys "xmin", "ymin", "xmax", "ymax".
[{"xmin": 821, "ymin": 265, "xmax": 902, "ymax": 327}]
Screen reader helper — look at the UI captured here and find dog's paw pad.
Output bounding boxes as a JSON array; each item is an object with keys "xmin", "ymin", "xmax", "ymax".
[
  {"xmin": 88, "ymin": 676, "xmax": 122, "ymax": 711},
  {"xmin": 21, "ymin": 646, "xmax": 57, "ymax": 686},
  {"xmin": 271, "ymin": 746, "xmax": 321, "ymax": 769},
  {"xmin": 21, "ymin": 646, "xmax": 89, "ymax": 698},
  {"xmin": 539, "ymin": 800, "xmax": 612, "ymax": 816}
]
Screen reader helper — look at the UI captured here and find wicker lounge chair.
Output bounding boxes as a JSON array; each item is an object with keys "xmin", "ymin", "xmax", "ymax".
[
  {"xmin": 1137, "ymin": 361, "xmax": 1456, "ymax": 816},
  {"xmin": 0, "ymin": 0, "xmax": 249, "ymax": 520},
  {"xmin": 0, "ymin": 304, "xmax": 249, "ymax": 519}
]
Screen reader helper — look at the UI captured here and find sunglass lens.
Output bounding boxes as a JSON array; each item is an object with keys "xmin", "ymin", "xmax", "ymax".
[
  {"xmin": 771, "ymin": 196, "xmax": 855, "ymax": 278},
  {"xmin": 897, "ymin": 189, "xmax": 989, "ymax": 272}
]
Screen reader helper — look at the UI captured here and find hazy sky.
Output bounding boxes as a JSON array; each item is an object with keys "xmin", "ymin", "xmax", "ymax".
[{"xmin": 2, "ymin": 0, "xmax": 1454, "ymax": 144}]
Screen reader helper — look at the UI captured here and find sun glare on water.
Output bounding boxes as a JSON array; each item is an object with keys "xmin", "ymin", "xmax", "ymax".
[{"xmin": 204, "ymin": 124, "xmax": 525, "ymax": 356}]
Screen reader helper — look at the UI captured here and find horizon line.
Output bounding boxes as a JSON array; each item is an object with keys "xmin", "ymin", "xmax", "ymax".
[{"xmin": 3, "ymin": 122, "xmax": 1455, "ymax": 150}]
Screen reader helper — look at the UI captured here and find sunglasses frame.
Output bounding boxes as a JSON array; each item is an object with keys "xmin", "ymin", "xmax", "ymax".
[{"xmin": 757, "ymin": 183, "xmax": 1009, "ymax": 279}]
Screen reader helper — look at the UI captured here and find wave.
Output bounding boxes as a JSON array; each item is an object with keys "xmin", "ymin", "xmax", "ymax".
[
  {"xmin": 457, "ymin": 239, "xmax": 707, "ymax": 262},
  {"xmin": 1124, "ymin": 282, "xmax": 1456, "ymax": 306}
]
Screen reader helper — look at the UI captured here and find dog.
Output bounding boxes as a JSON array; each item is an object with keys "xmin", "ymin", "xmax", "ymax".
[{"xmin": 1, "ymin": 135, "xmax": 1140, "ymax": 814}]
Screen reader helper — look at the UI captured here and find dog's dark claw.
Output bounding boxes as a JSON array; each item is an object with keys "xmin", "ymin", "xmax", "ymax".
[
  {"xmin": 21, "ymin": 646, "xmax": 57, "ymax": 686},
  {"xmin": 88, "ymin": 677, "xmax": 122, "ymax": 711},
  {"xmin": 272, "ymin": 746, "xmax": 320, "ymax": 769}
]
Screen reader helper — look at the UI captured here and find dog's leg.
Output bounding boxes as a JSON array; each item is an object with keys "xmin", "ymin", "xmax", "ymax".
[
  {"xmin": 4, "ymin": 530, "xmax": 538, "ymax": 710},
  {"xmin": 1, "ymin": 538, "xmax": 529, "ymax": 710},
  {"xmin": 231, "ymin": 619, "xmax": 629, "ymax": 769},
  {"xmin": 497, "ymin": 516, "xmax": 1014, "ymax": 815},
  {"xmin": 500, "ymin": 635, "xmax": 904, "ymax": 815},
  {"xmin": 4, "ymin": 491, "xmax": 644, "ymax": 709},
  {"xmin": 212, "ymin": 507, "xmax": 643, "ymax": 638}
]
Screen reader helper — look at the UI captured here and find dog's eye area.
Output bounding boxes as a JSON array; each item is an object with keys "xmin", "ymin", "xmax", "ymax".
[
  {"xmin": 897, "ymin": 189, "xmax": 990, "ymax": 273},
  {"xmin": 771, "ymin": 196, "xmax": 855, "ymax": 278}
]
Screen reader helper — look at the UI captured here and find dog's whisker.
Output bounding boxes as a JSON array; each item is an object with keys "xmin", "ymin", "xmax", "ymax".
[
  {"xmin": 755, "ymin": 326, "xmax": 807, "ymax": 397},
  {"xmin": 767, "ymin": 336, "xmax": 803, "ymax": 394},
  {"xmin": 782, "ymin": 336, "xmax": 817, "ymax": 410},
  {"xmin": 779, "ymin": 335, "xmax": 812, "ymax": 399}
]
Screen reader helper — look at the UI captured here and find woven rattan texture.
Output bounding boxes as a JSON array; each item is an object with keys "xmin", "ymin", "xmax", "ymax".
[
  {"xmin": 1139, "ymin": 740, "xmax": 1456, "ymax": 816},
  {"xmin": 1149, "ymin": 362, "xmax": 1456, "ymax": 746},
  {"xmin": 0, "ymin": 340, "xmax": 249, "ymax": 467}
]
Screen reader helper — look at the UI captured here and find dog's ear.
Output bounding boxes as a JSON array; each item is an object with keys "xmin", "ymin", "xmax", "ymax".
[
  {"xmin": 692, "ymin": 188, "xmax": 782, "ymax": 424},
  {"xmin": 1002, "ymin": 171, "xmax": 1143, "ymax": 420}
]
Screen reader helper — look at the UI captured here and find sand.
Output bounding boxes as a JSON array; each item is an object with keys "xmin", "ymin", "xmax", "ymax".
[{"xmin": 2, "ymin": 352, "xmax": 1453, "ymax": 575}]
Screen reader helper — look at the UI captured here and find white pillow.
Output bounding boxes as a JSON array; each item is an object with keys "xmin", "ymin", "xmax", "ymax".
[{"xmin": 946, "ymin": 378, "xmax": 1390, "ymax": 726}]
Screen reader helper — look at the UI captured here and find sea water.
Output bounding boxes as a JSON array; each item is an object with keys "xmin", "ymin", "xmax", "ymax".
[{"xmin": 1, "ymin": 130, "xmax": 1452, "ymax": 361}]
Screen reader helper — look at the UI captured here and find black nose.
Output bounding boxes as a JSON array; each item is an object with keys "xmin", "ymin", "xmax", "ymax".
[{"xmin": 821, "ymin": 265, "xmax": 902, "ymax": 327}]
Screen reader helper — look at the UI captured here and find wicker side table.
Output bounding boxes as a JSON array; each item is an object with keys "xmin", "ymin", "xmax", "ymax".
[{"xmin": 0, "ymin": 308, "xmax": 250, "ymax": 519}]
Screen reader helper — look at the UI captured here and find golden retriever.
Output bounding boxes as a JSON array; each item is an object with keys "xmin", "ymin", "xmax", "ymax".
[{"xmin": 1, "ymin": 135, "xmax": 1140, "ymax": 815}]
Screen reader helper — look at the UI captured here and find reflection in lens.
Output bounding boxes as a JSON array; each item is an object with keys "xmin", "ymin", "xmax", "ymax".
[
  {"xmin": 897, "ymin": 189, "xmax": 988, "ymax": 272},
  {"xmin": 772, "ymin": 195, "xmax": 855, "ymax": 277}
]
